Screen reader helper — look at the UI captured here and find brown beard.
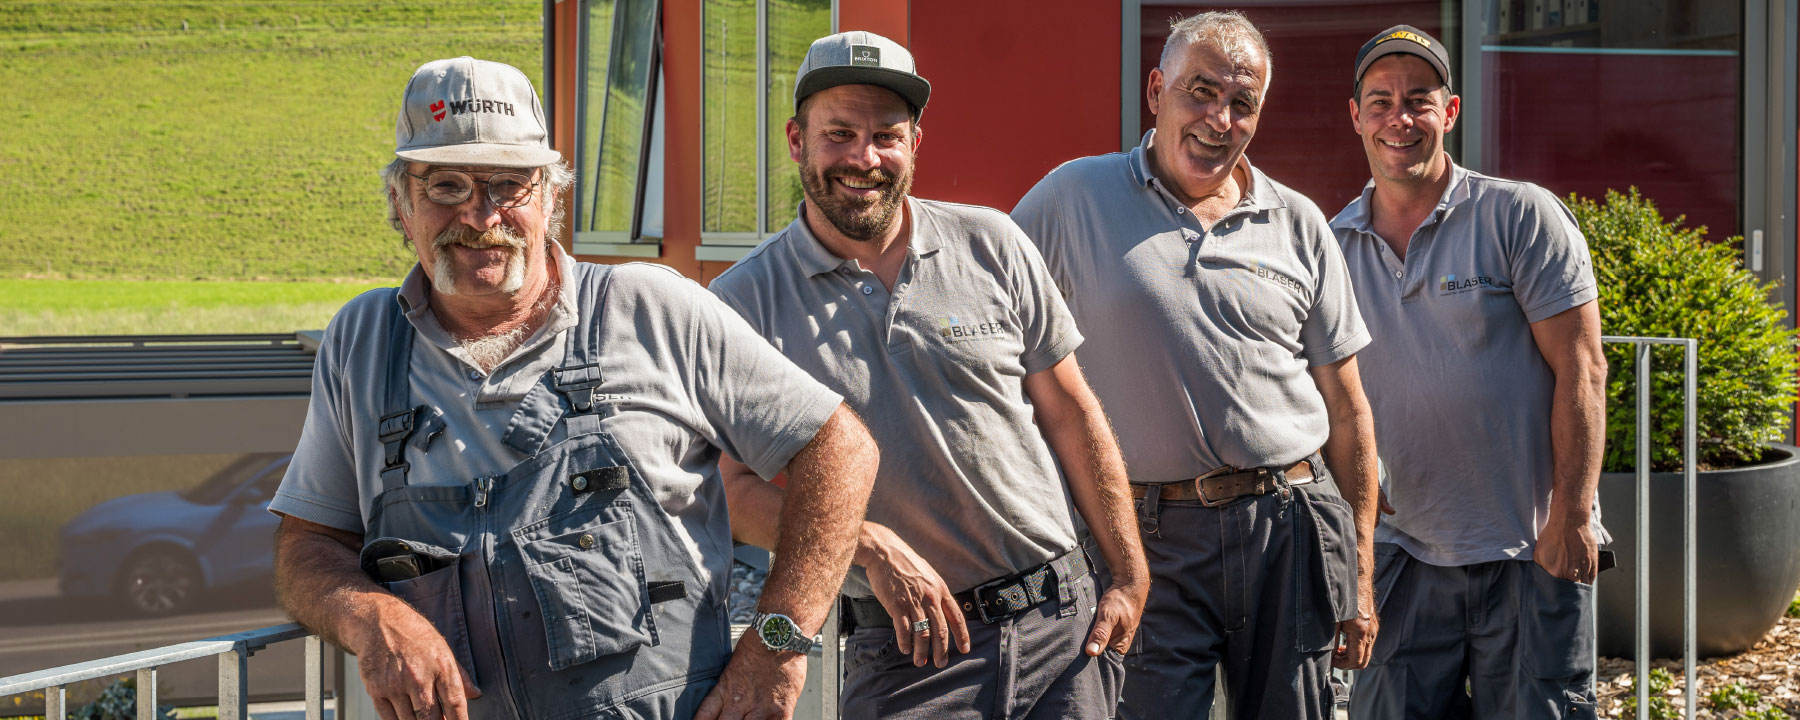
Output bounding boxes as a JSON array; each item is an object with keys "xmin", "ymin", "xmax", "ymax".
[{"xmin": 797, "ymin": 144, "xmax": 913, "ymax": 241}]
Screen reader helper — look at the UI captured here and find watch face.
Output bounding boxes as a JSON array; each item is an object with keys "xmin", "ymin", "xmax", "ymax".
[{"xmin": 759, "ymin": 614, "xmax": 797, "ymax": 648}]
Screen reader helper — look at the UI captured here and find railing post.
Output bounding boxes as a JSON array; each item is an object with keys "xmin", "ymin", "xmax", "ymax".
[
  {"xmin": 305, "ymin": 636, "xmax": 326, "ymax": 720},
  {"xmin": 136, "ymin": 667, "xmax": 156, "ymax": 720},
  {"xmin": 1682, "ymin": 340, "xmax": 1698, "ymax": 717},
  {"xmin": 219, "ymin": 649, "xmax": 248, "ymax": 720},
  {"xmin": 46, "ymin": 684, "xmax": 65, "ymax": 720},
  {"xmin": 1634, "ymin": 343, "xmax": 1651, "ymax": 719}
]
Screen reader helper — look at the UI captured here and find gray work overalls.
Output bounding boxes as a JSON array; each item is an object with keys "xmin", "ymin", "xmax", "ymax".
[{"xmin": 356, "ymin": 264, "xmax": 731, "ymax": 720}]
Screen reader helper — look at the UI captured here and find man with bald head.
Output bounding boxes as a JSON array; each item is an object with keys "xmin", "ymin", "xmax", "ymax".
[
  {"xmin": 1332, "ymin": 25, "xmax": 1607, "ymax": 719},
  {"xmin": 1013, "ymin": 11, "xmax": 1382, "ymax": 719}
]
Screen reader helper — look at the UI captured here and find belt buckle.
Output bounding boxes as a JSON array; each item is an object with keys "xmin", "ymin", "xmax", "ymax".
[
  {"xmin": 969, "ymin": 576, "xmax": 1019, "ymax": 624},
  {"xmin": 1194, "ymin": 466, "xmax": 1239, "ymax": 508},
  {"xmin": 1286, "ymin": 460, "xmax": 1318, "ymax": 488}
]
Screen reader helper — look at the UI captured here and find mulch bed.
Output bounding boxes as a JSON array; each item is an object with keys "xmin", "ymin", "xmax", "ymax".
[{"xmin": 1597, "ymin": 615, "xmax": 1800, "ymax": 718}]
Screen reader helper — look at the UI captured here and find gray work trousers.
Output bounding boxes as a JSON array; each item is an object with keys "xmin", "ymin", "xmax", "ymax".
[
  {"xmin": 1119, "ymin": 474, "xmax": 1358, "ymax": 720},
  {"xmin": 1348, "ymin": 544, "xmax": 1598, "ymax": 719},
  {"xmin": 838, "ymin": 565, "xmax": 1124, "ymax": 719}
]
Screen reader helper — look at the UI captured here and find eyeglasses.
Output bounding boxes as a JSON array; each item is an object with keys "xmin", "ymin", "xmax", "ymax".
[{"xmin": 406, "ymin": 169, "xmax": 540, "ymax": 208}]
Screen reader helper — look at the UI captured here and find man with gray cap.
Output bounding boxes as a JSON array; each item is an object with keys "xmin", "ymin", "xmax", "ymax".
[
  {"xmin": 709, "ymin": 31, "xmax": 1149, "ymax": 719},
  {"xmin": 269, "ymin": 56, "xmax": 879, "ymax": 720},
  {"xmin": 1012, "ymin": 10, "xmax": 1382, "ymax": 720},
  {"xmin": 1332, "ymin": 25, "xmax": 1608, "ymax": 719}
]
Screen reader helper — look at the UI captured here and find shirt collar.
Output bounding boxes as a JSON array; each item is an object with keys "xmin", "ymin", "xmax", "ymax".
[
  {"xmin": 786, "ymin": 197, "xmax": 932, "ymax": 277},
  {"xmin": 1132, "ymin": 129, "xmax": 1284, "ymax": 213},
  {"xmin": 1331, "ymin": 155, "xmax": 1471, "ymax": 235}
]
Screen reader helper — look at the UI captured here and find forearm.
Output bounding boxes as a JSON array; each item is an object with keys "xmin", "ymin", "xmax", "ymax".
[
  {"xmin": 1042, "ymin": 401, "xmax": 1147, "ymax": 589},
  {"xmin": 273, "ymin": 517, "xmax": 407, "ymax": 655},
  {"xmin": 1321, "ymin": 400, "xmax": 1379, "ymax": 599},
  {"xmin": 755, "ymin": 405, "xmax": 878, "ymax": 635},
  {"xmin": 1547, "ymin": 361, "xmax": 1606, "ymax": 525}
]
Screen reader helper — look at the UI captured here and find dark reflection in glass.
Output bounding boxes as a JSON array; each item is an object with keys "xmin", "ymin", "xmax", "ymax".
[
  {"xmin": 1480, "ymin": 0, "xmax": 1741, "ymax": 237},
  {"xmin": 0, "ymin": 453, "xmax": 292, "ymax": 700}
]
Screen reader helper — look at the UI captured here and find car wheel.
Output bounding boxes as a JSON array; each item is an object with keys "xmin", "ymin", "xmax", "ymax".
[{"xmin": 117, "ymin": 548, "xmax": 201, "ymax": 616}]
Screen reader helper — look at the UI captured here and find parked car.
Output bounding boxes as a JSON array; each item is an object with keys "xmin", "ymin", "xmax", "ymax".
[{"xmin": 57, "ymin": 452, "xmax": 291, "ymax": 616}]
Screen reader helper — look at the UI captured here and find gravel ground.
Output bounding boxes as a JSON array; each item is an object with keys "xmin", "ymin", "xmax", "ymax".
[
  {"xmin": 727, "ymin": 561, "xmax": 769, "ymax": 624},
  {"xmin": 1596, "ymin": 615, "xmax": 1800, "ymax": 718}
]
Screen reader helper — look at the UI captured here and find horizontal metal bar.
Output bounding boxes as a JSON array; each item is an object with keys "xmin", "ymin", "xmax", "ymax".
[
  {"xmin": 0, "ymin": 623, "xmax": 308, "ymax": 697},
  {"xmin": 0, "ymin": 334, "xmax": 298, "ymax": 347},
  {"xmin": 1602, "ymin": 335, "xmax": 1700, "ymax": 346},
  {"xmin": 0, "ymin": 353, "xmax": 310, "ymax": 367},
  {"xmin": 0, "ymin": 362, "xmax": 314, "ymax": 376}
]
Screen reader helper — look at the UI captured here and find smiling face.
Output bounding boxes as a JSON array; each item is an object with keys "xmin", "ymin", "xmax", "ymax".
[
  {"xmin": 1145, "ymin": 38, "xmax": 1268, "ymax": 200},
  {"xmin": 393, "ymin": 163, "xmax": 553, "ymax": 301},
  {"xmin": 1350, "ymin": 54, "xmax": 1460, "ymax": 187},
  {"xmin": 788, "ymin": 84, "xmax": 919, "ymax": 242}
]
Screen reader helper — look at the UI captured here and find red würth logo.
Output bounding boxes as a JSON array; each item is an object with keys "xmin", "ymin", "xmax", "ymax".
[{"xmin": 430, "ymin": 100, "xmax": 446, "ymax": 122}]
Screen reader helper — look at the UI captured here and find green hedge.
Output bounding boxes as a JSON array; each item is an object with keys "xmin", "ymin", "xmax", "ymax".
[{"xmin": 1572, "ymin": 188, "xmax": 1799, "ymax": 472}]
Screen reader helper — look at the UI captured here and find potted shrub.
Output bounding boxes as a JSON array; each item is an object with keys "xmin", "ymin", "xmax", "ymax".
[{"xmin": 1572, "ymin": 188, "xmax": 1800, "ymax": 657}]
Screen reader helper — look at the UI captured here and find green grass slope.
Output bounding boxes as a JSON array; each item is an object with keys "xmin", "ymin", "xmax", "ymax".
[{"xmin": 0, "ymin": 0, "xmax": 543, "ymax": 281}]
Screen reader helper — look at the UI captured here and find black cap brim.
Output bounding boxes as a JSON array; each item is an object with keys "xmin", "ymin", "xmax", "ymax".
[{"xmin": 794, "ymin": 66, "xmax": 931, "ymax": 117}]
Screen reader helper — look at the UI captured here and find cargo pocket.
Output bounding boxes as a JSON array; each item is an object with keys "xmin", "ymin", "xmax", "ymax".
[
  {"xmin": 517, "ymin": 508, "xmax": 657, "ymax": 671},
  {"xmin": 1296, "ymin": 490, "xmax": 1358, "ymax": 652},
  {"xmin": 364, "ymin": 544, "xmax": 478, "ymax": 686},
  {"xmin": 1522, "ymin": 561, "xmax": 1598, "ymax": 719}
]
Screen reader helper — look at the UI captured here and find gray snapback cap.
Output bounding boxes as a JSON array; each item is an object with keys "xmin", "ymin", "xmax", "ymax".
[
  {"xmin": 794, "ymin": 31, "xmax": 931, "ymax": 117},
  {"xmin": 395, "ymin": 56, "xmax": 562, "ymax": 168}
]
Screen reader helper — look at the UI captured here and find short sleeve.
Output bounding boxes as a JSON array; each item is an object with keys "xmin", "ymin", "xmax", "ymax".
[
  {"xmin": 1508, "ymin": 186, "xmax": 1599, "ymax": 323},
  {"xmin": 269, "ymin": 305, "xmax": 372, "ymax": 533},
  {"xmin": 649, "ymin": 268, "xmax": 842, "ymax": 480},
  {"xmin": 1001, "ymin": 219, "xmax": 1083, "ymax": 375},
  {"xmin": 1299, "ymin": 212, "xmax": 1372, "ymax": 366}
]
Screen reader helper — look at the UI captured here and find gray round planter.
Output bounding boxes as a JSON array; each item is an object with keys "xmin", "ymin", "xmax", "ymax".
[{"xmin": 1594, "ymin": 442, "xmax": 1800, "ymax": 658}]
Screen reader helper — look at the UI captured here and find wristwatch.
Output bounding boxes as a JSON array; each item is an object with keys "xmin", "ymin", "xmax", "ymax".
[{"xmin": 748, "ymin": 612, "xmax": 817, "ymax": 654}]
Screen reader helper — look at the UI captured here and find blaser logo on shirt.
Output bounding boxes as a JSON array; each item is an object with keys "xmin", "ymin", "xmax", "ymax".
[
  {"xmin": 1439, "ymin": 273, "xmax": 1496, "ymax": 296},
  {"xmin": 938, "ymin": 315, "xmax": 1009, "ymax": 342},
  {"xmin": 1251, "ymin": 262, "xmax": 1305, "ymax": 294}
]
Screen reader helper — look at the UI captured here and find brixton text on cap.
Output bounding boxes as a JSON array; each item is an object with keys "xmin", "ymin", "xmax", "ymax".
[
  {"xmin": 794, "ymin": 31, "xmax": 931, "ymax": 118},
  {"xmin": 1354, "ymin": 25, "xmax": 1452, "ymax": 89},
  {"xmin": 396, "ymin": 56, "xmax": 562, "ymax": 168}
]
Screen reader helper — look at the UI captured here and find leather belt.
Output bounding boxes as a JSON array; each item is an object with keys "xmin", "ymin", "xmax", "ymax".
[
  {"xmin": 844, "ymin": 546, "xmax": 1090, "ymax": 629},
  {"xmin": 1129, "ymin": 458, "xmax": 1317, "ymax": 507}
]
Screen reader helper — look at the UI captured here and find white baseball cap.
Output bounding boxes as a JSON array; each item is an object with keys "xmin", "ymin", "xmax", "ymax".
[
  {"xmin": 794, "ymin": 31, "xmax": 931, "ymax": 118},
  {"xmin": 394, "ymin": 56, "xmax": 562, "ymax": 168}
]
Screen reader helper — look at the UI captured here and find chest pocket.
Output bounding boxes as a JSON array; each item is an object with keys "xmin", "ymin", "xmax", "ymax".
[{"xmin": 513, "ymin": 476, "xmax": 659, "ymax": 671}]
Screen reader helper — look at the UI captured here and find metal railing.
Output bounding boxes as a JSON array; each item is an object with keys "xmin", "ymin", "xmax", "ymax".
[
  {"xmin": 1603, "ymin": 335, "xmax": 1698, "ymax": 719},
  {"xmin": 0, "ymin": 623, "xmax": 327, "ymax": 720}
]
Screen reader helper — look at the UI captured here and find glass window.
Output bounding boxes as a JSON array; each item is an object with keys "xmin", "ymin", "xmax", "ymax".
[
  {"xmin": 766, "ymin": 0, "xmax": 832, "ymax": 233},
  {"xmin": 578, "ymin": 0, "xmax": 661, "ymax": 239},
  {"xmin": 703, "ymin": 0, "xmax": 832, "ymax": 242},
  {"xmin": 1477, "ymin": 0, "xmax": 1741, "ymax": 237}
]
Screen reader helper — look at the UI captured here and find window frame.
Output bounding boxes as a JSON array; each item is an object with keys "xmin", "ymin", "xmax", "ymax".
[{"xmin": 573, "ymin": 0, "xmax": 665, "ymax": 258}]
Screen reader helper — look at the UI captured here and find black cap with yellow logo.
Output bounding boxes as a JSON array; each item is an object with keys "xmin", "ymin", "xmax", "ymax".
[{"xmin": 1354, "ymin": 25, "xmax": 1451, "ymax": 88}]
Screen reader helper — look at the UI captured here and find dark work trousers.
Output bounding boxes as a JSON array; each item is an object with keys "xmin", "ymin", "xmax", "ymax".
[
  {"xmin": 1118, "ymin": 472, "xmax": 1358, "ymax": 720},
  {"xmin": 838, "ymin": 565, "xmax": 1125, "ymax": 719},
  {"xmin": 1347, "ymin": 544, "xmax": 1598, "ymax": 719}
]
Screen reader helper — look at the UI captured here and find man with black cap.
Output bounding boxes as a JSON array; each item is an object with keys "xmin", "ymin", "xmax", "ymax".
[
  {"xmin": 269, "ymin": 56, "xmax": 879, "ymax": 720},
  {"xmin": 708, "ymin": 30, "xmax": 1149, "ymax": 719},
  {"xmin": 1331, "ymin": 25, "xmax": 1609, "ymax": 719},
  {"xmin": 1011, "ymin": 11, "xmax": 1382, "ymax": 720}
]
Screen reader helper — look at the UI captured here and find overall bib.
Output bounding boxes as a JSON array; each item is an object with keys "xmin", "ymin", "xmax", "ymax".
[{"xmin": 356, "ymin": 264, "xmax": 731, "ymax": 720}]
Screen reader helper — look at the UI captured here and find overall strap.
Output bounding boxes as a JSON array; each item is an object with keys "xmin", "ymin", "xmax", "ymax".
[
  {"xmin": 501, "ymin": 263, "xmax": 616, "ymax": 456},
  {"xmin": 375, "ymin": 290, "xmax": 423, "ymax": 494}
]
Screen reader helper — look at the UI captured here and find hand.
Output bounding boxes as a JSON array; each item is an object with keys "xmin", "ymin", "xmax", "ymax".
[
  {"xmin": 695, "ymin": 634, "xmax": 808, "ymax": 720},
  {"xmin": 1534, "ymin": 514, "xmax": 1598, "ymax": 584},
  {"xmin": 1378, "ymin": 488, "xmax": 1395, "ymax": 515},
  {"xmin": 861, "ymin": 525, "xmax": 970, "ymax": 667},
  {"xmin": 1332, "ymin": 611, "xmax": 1378, "ymax": 670},
  {"xmin": 351, "ymin": 599, "xmax": 481, "ymax": 720},
  {"xmin": 1085, "ymin": 580, "xmax": 1148, "ymax": 656}
]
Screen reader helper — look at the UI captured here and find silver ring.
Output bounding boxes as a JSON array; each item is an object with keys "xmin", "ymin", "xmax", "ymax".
[{"xmin": 910, "ymin": 619, "xmax": 932, "ymax": 633}]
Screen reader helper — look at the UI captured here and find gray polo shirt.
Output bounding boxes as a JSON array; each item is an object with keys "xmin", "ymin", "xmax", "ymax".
[
  {"xmin": 1012, "ymin": 130, "xmax": 1369, "ymax": 479},
  {"xmin": 1329, "ymin": 160, "xmax": 1608, "ymax": 567},
  {"xmin": 271, "ymin": 248, "xmax": 843, "ymax": 573},
  {"xmin": 708, "ymin": 198, "xmax": 1083, "ymax": 598}
]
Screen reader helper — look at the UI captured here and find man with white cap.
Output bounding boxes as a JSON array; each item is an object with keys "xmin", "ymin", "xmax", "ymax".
[
  {"xmin": 269, "ymin": 56, "xmax": 878, "ymax": 720},
  {"xmin": 1332, "ymin": 25, "xmax": 1608, "ymax": 719},
  {"xmin": 709, "ymin": 31, "xmax": 1149, "ymax": 719}
]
